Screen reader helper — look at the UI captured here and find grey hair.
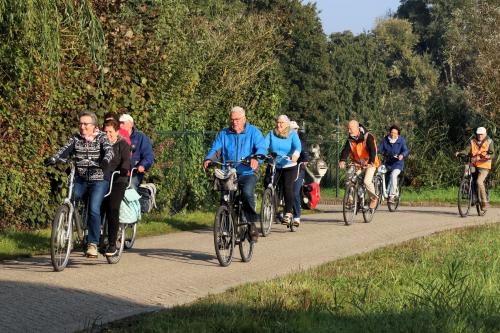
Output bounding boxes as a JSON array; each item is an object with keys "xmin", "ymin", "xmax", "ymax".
[
  {"xmin": 276, "ymin": 114, "xmax": 290, "ymax": 124},
  {"xmin": 230, "ymin": 106, "xmax": 246, "ymax": 117},
  {"xmin": 79, "ymin": 111, "xmax": 98, "ymax": 125}
]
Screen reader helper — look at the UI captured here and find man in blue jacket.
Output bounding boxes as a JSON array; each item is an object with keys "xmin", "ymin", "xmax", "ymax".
[
  {"xmin": 203, "ymin": 106, "xmax": 267, "ymax": 242},
  {"xmin": 119, "ymin": 114, "xmax": 154, "ymax": 188},
  {"xmin": 377, "ymin": 125, "xmax": 409, "ymax": 202}
]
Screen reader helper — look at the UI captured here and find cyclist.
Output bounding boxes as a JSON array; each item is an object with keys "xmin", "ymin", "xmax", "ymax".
[
  {"xmin": 203, "ymin": 106, "xmax": 266, "ymax": 242},
  {"xmin": 290, "ymin": 121, "xmax": 310, "ymax": 226},
  {"xmin": 102, "ymin": 118, "xmax": 131, "ymax": 256},
  {"xmin": 456, "ymin": 127, "xmax": 495, "ymax": 210},
  {"xmin": 264, "ymin": 115, "xmax": 302, "ymax": 226},
  {"xmin": 119, "ymin": 114, "xmax": 154, "ymax": 189},
  {"xmin": 377, "ymin": 125, "xmax": 409, "ymax": 203},
  {"xmin": 44, "ymin": 111, "xmax": 114, "ymax": 258},
  {"xmin": 339, "ymin": 120, "xmax": 379, "ymax": 209}
]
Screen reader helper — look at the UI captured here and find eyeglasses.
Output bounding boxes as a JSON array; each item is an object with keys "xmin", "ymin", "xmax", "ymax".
[
  {"xmin": 230, "ymin": 117, "xmax": 245, "ymax": 122},
  {"xmin": 79, "ymin": 122, "xmax": 94, "ymax": 127}
]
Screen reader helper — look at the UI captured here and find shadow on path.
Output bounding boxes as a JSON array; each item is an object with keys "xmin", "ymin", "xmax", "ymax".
[{"xmin": 129, "ymin": 247, "xmax": 217, "ymax": 266}]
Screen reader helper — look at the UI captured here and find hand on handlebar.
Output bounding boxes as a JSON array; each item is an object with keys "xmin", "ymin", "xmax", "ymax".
[
  {"xmin": 250, "ymin": 158, "xmax": 259, "ymax": 170},
  {"xmin": 43, "ymin": 157, "xmax": 56, "ymax": 167},
  {"xmin": 339, "ymin": 160, "xmax": 346, "ymax": 169},
  {"xmin": 203, "ymin": 159, "xmax": 211, "ymax": 170}
]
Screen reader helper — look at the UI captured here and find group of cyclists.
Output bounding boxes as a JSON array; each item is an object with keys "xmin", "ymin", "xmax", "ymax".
[
  {"xmin": 44, "ymin": 111, "xmax": 154, "ymax": 259},
  {"xmin": 204, "ymin": 107, "xmax": 494, "ymax": 244},
  {"xmin": 44, "ymin": 106, "xmax": 494, "ymax": 263}
]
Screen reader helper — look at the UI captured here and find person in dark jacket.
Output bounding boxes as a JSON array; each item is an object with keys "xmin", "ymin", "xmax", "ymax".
[
  {"xmin": 290, "ymin": 121, "xmax": 310, "ymax": 226},
  {"xmin": 102, "ymin": 119, "xmax": 131, "ymax": 256},
  {"xmin": 119, "ymin": 114, "xmax": 154, "ymax": 188},
  {"xmin": 377, "ymin": 125, "xmax": 409, "ymax": 202},
  {"xmin": 339, "ymin": 120, "xmax": 380, "ymax": 209},
  {"xmin": 44, "ymin": 111, "xmax": 114, "ymax": 258}
]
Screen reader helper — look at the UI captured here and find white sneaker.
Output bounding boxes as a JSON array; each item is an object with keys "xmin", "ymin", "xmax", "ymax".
[
  {"xmin": 293, "ymin": 218, "xmax": 300, "ymax": 227},
  {"xmin": 282, "ymin": 213, "xmax": 292, "ymax": 225}
]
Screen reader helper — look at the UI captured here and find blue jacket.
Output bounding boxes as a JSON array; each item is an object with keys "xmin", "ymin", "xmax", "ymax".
[
  {"xmin": 264, "ymin": 130, "xmax": 302, "ymax": 169},
  {"xmin": 377, "ymin": 135, "xmax": 409, "ymax": 171},
  {"xmin": 130, "ymin": 128, "xmax": 154, "ymax": 172},
  {"xmin": 205, "ymin": 123, "xmax": 267, "ymax": 176}
]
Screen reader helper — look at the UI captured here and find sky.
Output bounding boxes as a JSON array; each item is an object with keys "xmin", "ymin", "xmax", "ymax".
[{"xmin": 309, "ymin": 0, "xmax": 402, "ymax": 35}]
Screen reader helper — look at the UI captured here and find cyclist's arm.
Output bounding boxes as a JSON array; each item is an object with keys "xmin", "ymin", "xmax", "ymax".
[
  {"xmin": 339, "ymin": 140, "xmax": 350, "ymax": 162},
  {"xmin": 366, "ymin": 133, "xmax": 377, "ymax": 165},
  {"xmin": 253, "ymin": 128, "xmax": 267, "ymax": 158},
  {"xmin": 290, "ymin": 131, "xmax": 301, "ymax": 161},
  {"xmin": 400, "ymin": 137, "xmax": 410, "ymax": 158},
  {"xmin": 137, "ymin": 134, "xmax": 154, "ymax": 170},
  {"xmin": 52, "ymin": 136, "xmax": 77, "ymax": 160},
  {"xmin": 100, "ymin": 135, "xmax": 114, "ymax": 169},
  {"xmin": 205, "ymin": 130, "xmax": 224, "ymax": 162}
]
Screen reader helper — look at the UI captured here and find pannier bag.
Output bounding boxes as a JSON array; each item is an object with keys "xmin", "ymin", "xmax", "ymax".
[
  {"xmin": 214, "ymin": 168, "xmax": 238, "ymax": 191},
  {"xmin": 120, "ymin": 188, "xmax": 142, "ymax": 223},
  {"xmin": 137, "ymin": 183, "xmax": 157, "ymax": 214}
]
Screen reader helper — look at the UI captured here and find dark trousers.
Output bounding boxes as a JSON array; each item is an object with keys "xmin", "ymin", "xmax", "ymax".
[
  {"xmin": 238, "ymin": 174, "xmax": 259, "ymax": 223},
  {"xmin": 276, "ymin": 165, "xmax": 298, "ymax": 215},
  {"xmin": 293, "ymin": 168, "xmax": 305, "ymax": 218},
  {"xmin": 106, "ymin": 180, "xmax": 127, "ymax": 245}
]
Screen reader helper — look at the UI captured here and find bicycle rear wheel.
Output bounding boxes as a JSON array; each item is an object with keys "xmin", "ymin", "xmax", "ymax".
[
  {"xmin": 373, "ymin": 176, "xmax": 382, "ymax": 210},
  {"xmin": 51, "ymin": 204, "xmax": 73, "ymax": 272},
  {"xmin": 238, "ymin": 223, "xmax": 254, "ymax": 262},
  {"xmin": 106, "ymin": 224, "xmax": 126, "ymax": 264},
  {"xmin": 260, "ymin": 188, "xmax": 273, "ymax": 236},
  {"xmin": 124, "ymin": 223, "xmax": 137, "ymax": 249},
  {"xmin": 214, "ymin": 206, "xmax": 235, "ymax": 267},
  {"xmin": 457, "ymin": 179, "xmax": 472, "ymax": 217},
  {"xmin": 343, "ymin": 185, "xmax": 356, "ymax": 225}
]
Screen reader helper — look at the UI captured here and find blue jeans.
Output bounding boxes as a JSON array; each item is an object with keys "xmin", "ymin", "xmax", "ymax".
[
  {"xmin": 74, "ymin": 178, "xmax": 110, "ymax": 245},
  {"xmin": 293, "ymin": 168, "xmax": 305, "ymax": 219},
  {"xmin": 238, "ymin": 174, "xmax": 259, "ymax": 223}
]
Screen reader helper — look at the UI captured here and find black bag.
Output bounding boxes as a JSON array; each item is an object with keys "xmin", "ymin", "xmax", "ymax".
[{"xmin": 137, "ymin": 183, "xmax": 157, "ymax": 213}]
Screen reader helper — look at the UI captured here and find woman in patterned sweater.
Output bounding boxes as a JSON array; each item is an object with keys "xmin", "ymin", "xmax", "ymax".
[{"xmin": 46, "ymin": 111, "xmax": 114, "ymax": 258}]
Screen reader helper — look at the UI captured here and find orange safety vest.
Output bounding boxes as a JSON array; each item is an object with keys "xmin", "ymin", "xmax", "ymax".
[
  {"xmin": 349, "ymin": 132, "xmax": 380, "ymax": 167},
  {"xmin": 471, "ymin": 138, "xmax": 492, "ymax": 169}
]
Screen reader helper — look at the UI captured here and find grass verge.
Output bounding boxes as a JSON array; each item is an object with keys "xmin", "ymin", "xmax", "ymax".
[
  {"xmin": 0, "ymin": 211, "xmax": 213, "ymax": 261},
  {"xmin": 103, "ymin": 223, "xmax": 500, "ymax": 333},
  {"xmin": 321, "ymin": 186, "xmax": 499, "ymax": 205}
]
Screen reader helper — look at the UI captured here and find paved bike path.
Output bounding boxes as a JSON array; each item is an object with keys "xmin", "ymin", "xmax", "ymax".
[{"xmin": 1, "ymin": 206, "xmax": 499, "ymax": 332}]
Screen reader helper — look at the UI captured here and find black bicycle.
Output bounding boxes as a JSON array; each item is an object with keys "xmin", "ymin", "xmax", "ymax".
[
  {"xmin": 457, "ymin": 153, "xmax": 491, "ymax": 217},
  {"xmin": 210, "ymin": 156, "xmax": 263, "ymax": 267},
  {"xmin": 343, "ymin": 163, "xmax": 376, "ymax": 225}
]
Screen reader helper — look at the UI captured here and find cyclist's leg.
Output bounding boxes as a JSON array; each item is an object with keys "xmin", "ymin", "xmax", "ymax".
[
  {"xmin": 281, "ymin": 166, "xmax": 297, "ymax": 217},
  {"xmin": 293, "ymin": 168, "xmax": 305, "ymax": 219},
  {"xmin": 364, "ymin": 166, "xmax": 378, "ymax": 208},
  {"xmin": 476, "ymin": 168, "xmax": 489, "ymax": 206},
  {"xmin": 107, "ymin": 180, "xmax": 127, "ymax": 246},
  {"xmin": 238, "ymin": 174, "xmax": 259, "ymax": 223},
  {"xmin": 388, "ymin": 168, "xmax": 401, "ymax": 196},
  {"xmin": 87, "ymin": 180, "xmax": 110, "ymax": 246},
  {"xmin": 73, "ymin": 178, "xmax": 87, "ymax": 202}
]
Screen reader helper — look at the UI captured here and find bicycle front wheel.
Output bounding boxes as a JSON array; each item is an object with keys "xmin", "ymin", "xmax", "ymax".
[
  {"xmin": 124, "ymin": 223, "xmax": 137, "ymax": 249},
  {"xmin": 260, "ymin": 188, "xmax": 274, "ymax": 236},
  {"xmin": 238, "ymin": 223, "xmax": 254, "ymax": 262},
  {"xmin": 106, "ymin": 224, "xmax": 126, "ymax": 264},
  {"xmin": 388, "ymin": 178, "xmax": 402, "ymax": 212},
  {"xmin": 343, "ymin": 185, "xmax": 356, "ymax": 225},
  {"xmin": 373, "ymin": 176, "xmax": 383, "ymax": 210},
  {"xmin": 457, "ymin": 179, "xmax": 472, "ymax": 217},
  {"xmin": 214, "ymin": 206, "xmax": 235, "ymax": 267},
  {"xmin": 51, "ymin": 204, "xmax": 73, "ymax": 272}
]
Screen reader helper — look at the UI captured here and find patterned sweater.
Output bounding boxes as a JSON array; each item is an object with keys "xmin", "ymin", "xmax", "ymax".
[{"xmin": 53, "ymin": 131, "xmax": 114, "ymax": 181}]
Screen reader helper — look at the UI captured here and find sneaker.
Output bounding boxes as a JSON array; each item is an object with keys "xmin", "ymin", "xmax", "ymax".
[
  {"xmin": 388, "ymin": 195, "xmax": 395, "ymax": 203},
  {"xmin": 293, "ymin": 218, "xmax": 300, "ymax": 227},
  {"xmin": 282, "ymin": 213, "xmax": 292, "ymax": 225},
  {"xmin": 249, "ymin": 223, "xmax": 259, "ymax": 243},
  {"xmin": 481, "ymin": 202, "xmax": 490, "ymax": 210},
  {"xmin": 105, "ymin": 245, "xmax": 117, "ymax": 257},
  {"xmin": 86, "ymin": 243, "xmax": 98, "ymax": 258},
  {"xmin": 369, "ymin": 197, "xmax": 378, "ymax": 209}
]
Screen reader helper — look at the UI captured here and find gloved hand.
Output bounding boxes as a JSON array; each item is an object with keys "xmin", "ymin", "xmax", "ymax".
[{"xmin": 44, "ymin": 157, "xmax": 56, "ymax": 167}]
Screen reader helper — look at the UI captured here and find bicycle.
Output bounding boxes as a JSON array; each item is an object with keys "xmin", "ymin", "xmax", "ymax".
[
  {"xmin": 260, "ymin": 155, "xmax": 301, "ymax": 233},
  {"xmin": 457, "ymin": 153, "xmax": 491, "ymax": 217},
  {"xmin": 342, "ymin": 163, "xmax": 376, "ymax": 225},
  {"xmin": 374, "ymin": 161, "xmax": 403, "ymax": 212},
  {"xmin": 210, "ymin": 156, "xmax": 263, "ymax": 267},
  {"xmin": 123, "ymin": 168, "xmax": 138, "ymax": 250},
  {"xmin": 49, "ymin": 158, "xmax": 130, "ymax": 271}
]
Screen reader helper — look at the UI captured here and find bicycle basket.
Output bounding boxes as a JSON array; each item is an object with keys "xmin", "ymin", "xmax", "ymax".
[{"xmin": 213, "ymin": 168, "xmax": 238, "ymax": 191}]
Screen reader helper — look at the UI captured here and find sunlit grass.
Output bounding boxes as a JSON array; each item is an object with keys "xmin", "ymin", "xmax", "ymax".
[{"xmin": 103, "ymin": 223, "xmax": 500, "ymax": 333}]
